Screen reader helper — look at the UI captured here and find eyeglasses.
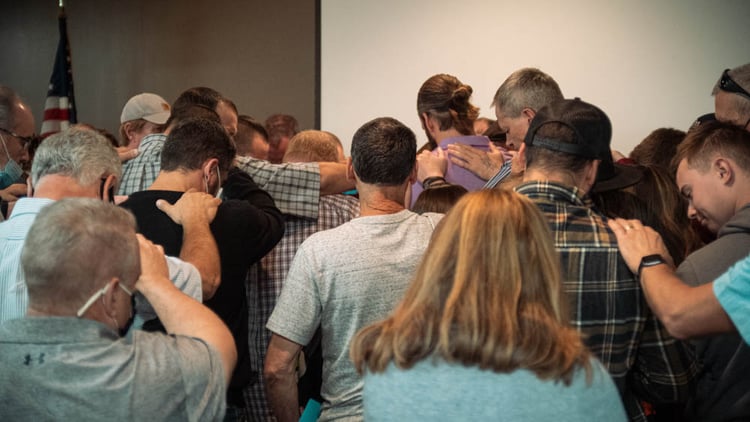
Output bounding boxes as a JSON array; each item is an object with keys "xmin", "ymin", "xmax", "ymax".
[
  {"xmin": 719, "ymin": 69, "xmax": 750, "ymax": 101},
  {"xmin": 0, "ymin": 127, "xmax": 37, "ymax": 147},
  {"xmin": 77, "ymin": 282, "xmax": 133, "ymax": 317}
]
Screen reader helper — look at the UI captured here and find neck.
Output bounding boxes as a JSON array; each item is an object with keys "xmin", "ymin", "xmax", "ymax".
[
  {"xmin": 432, "ymin": 127, "xmax": 465, "ymax": 144},
  {"xmin": 523, "ymin": 168, "xmax": 587, "ymax": 193},
  {"xmin": 148, "ymin": 170, "xmax": 201, "ymax": 192},
  {"xmin": 33, "ymin": 175, "xmax": 98, "ymax": 200},
  {"xmin": 357, "ymin": 183, "xmax": 408, "ymax": 216}
]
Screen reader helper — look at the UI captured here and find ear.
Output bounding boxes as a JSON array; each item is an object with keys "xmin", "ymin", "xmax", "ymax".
[
  {"xmin": 516, "ymin": 142, "xmax": 527, "ymax": 170},
  {"xmin": 102, "ymin": 174, "xmax": 118, "ymax": 202},
  {"xmin": 202, "ymin": 158, "xmax": 219, "ymax": 179},
  {"xmin": 123, "ymin": 122, "xmax": 137, "ymax": 141},
  {"xmin": 521, "ymin": 107, "xmax": 536, "ymax": 123},
  {"xmin": 715, "ymin": 158, "xmax": 734, "ymax": 185},
  {"xmin": 422, "ymin": 113, "xmax": 437, "ymax": 134},
  {"xmin": 346, "ymin": 157, "xmax": 356, "ymax": 181},
  {"xmin": 101, "ymin": 278, "xmax": 120, "ymax": 318},
  {"xmin": 408, "ymin": 161, "xmax": 418, "ymax": 184},
  {"xmin": 581, "ymin": 160, "xmax": 600, "ymax": 194}
]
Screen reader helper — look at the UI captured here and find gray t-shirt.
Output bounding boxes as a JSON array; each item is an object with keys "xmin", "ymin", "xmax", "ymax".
[
  {"xmin": 267, "ymin": 209, "xmax": 442, "ymax": 421},
  {"xmin": 0, "ymin": 317, "xmax": 226, "ymax": 421},
  {"xmin": 363, "ymin": 358, "xmax": 627, "ymax": 421}
]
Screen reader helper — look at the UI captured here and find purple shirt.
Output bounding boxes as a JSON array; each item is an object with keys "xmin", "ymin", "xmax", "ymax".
[{"xmin": 410, "ymin": 135, "xmax": 490, "ymax": 207}]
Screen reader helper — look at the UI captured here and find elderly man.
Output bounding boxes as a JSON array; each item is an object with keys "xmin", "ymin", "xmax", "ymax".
[
  {"xmin": 0, "ymin": 85, "xmax": 33, "ymax": 200},
  {"xmin": 420, "ymin": 68, "xmax": 564, "ymax": 190},
  {"xmin": 264, "ymin": 117, "xmax": 442, "ymax": 421},
  {"xmin": 0, "ymin": 198, "xmax": 235, "ymax": 419},
  {"xmin": 515, "ymin": 98, "xmax": 696, "ymax": 421},
  {"xmin": 0, "ymin": 128, "xmax": 212, "ymax": 325},
  {"xmin": 713, "ymin": 63, "xmax": 750, "ymax": 130}
]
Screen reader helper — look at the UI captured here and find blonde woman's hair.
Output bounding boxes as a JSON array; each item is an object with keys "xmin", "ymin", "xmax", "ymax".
[{"xmin": 351, "ymin": 189, "xmax": 591, "ymax": 384}]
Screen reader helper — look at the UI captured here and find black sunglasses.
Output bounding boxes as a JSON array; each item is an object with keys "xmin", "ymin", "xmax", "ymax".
[
  {"xmin": 0, "ymin": 127, "xmax": 37, "ymax": 146},
  {"xmin": 719, "ymin": 69, "xmax": 750, "ymax": 100}
]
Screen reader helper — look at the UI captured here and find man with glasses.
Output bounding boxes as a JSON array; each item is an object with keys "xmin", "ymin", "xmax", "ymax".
[
  {"xmin": 714, "ymin": 63, "xmax": 750, "ymax": 130},
  {"xmin": 0, "ymin": 198, "xmax": 235, "ymax": 420},
  {"xmin": 0, "ymin": 85, "xmax": 34, "ymax": 200}
]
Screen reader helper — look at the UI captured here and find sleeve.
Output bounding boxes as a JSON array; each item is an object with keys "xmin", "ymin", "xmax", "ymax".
[
  {"xmin": 220, "ymin": 167, "xmax": 285, "ymax": 264},
  {"xmin": 265, "ymin": 241, "xmax": 321, "ymax": 346},
  {"xmin": 134, "ymin": 257, "xmax": 203, "ymax": 322},
  {"xmin": 234, "ymin": 156, "xmax": 320, "ymax": 219},
  {"xmin": 629, "ymin": 312, "xmax": 698, "ymax": 404},
  {"xmin": 713, "ymin": 255, "xmax": 750, "ymax": 345},
  {"xmin": 482, "ymin": 160, "xmax": 512, "ymax": 189},
  {"xmin": 134, "ymin": 332, "xmax": 227, "ymax": 421}
]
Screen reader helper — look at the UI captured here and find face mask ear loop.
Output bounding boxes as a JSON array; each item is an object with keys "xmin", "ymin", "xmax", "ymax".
[{"xmin": 0, "ymin": 134, "xmax": 12, "ymax": 161}]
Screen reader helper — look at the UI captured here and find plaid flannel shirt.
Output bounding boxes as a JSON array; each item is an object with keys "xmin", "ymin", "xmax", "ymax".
[
  {"xmin": 244, "ymin": 194, "xmax": 360, "ymax": 421},
  {"xmin": 516, "ymin": 181, "xmax": 697, "ymax": 422},
  {"xmin": 118, "ymin": 133, "xmax": 166, "ymax": 196},
  {"xmin": 119, "ymin": 144, "xmax": 322, "ymax": 219},
  {"xmin": 235, "ymin": 156, "xmax": 321, "ymax": 219}
]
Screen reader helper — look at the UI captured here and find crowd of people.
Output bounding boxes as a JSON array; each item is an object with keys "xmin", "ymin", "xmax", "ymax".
[{"xmin": 0, "ymin": 62, "xmax": 749, "ymax": 421}]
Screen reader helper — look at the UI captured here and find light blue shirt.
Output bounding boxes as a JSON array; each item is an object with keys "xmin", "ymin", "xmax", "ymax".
[
  {"xmin": 0, "ymin": 197, "xmax": 202, "ymax": 324},
  {"xmin": 0, "ymin": 197, "xmax": 55, "ymax": 322},
  {"xmin": 714, "ymin": 254, "xmax": 750, "ymax": 345}
]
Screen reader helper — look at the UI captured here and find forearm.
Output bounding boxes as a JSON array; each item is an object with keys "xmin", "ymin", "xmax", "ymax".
[
  {"xmin": 138, "ymin": 275, "xmax": 237, "ymax": 383},
  {"xmin": 640, "ymin": 265, "xmax": 730, "ymax": 339},
  {"xmin": 265, "ymin": 334, "xmax": 303, "ymax": 422},
  {"xmin": 265, "ymin": 370, "xmax": 300, "ymax": 422},
  {"xmin": 319, "ymin": 162, "xmax": 354, "ymax": 195},
  {"xmin": 180, "ymin": 221, "xmax": 221, "ymax": 299}
]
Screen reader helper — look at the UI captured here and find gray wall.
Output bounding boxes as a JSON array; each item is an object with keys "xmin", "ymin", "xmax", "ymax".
[{"xmin": 0, "ymin": 0, "xmax": 317, "ymax": 137}]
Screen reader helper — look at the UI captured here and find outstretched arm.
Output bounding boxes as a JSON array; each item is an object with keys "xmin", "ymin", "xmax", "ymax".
[{"xmin": 608, "ymin": 218, "xmax": 734, "ymax": 339}]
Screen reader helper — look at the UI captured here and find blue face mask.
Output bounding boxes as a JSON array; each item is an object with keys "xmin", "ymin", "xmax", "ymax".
[{"xmin": 0, "ymin": 135, "xmax": 24, "ymax": 188}]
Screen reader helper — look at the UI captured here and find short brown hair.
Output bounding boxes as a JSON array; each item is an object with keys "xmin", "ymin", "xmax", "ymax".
[{"xmin": 674, "ymin": 120, "xmax": 750, "ymax": 173}]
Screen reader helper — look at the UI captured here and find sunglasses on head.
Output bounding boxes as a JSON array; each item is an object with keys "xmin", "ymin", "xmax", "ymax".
[{"xmin": 719, "ymin": 69, "xmax": 750, "ymax": 101}]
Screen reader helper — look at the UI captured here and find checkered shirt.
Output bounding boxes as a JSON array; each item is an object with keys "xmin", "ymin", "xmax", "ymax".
[
  {"xmin": 516, "ymin": 181, "xmax": 697, "ymax": 422},
  {"xmin": 244, "ymin": 194, "xmax": 360, "ymax": 421},
  {"xmin": 118, "ymin": 133, "xmax": 166, "ymax": 195},
  {"xmin": 235, "ymin": 156, "xmax": 321, "ymax": 219}
]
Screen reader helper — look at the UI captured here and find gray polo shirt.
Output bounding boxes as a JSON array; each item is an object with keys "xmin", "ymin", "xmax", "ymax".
[{"xmin": 0, "ymin": 317, "xmax": 226, "ymax": 421}]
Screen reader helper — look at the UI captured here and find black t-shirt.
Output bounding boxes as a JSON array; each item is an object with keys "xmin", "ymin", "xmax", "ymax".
[{"xmin": 120, "ymin": 167, "xmax": 284, "ymax": 397}]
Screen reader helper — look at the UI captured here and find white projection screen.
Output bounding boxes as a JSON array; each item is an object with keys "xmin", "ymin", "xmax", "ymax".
[{"xmin": 321, "ymin": 0, "xmax": 749, "ymax": 156}]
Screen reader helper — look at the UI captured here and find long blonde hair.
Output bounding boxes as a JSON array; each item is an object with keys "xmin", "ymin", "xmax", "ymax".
[{"xmin": 351, "ymin": 189, "xmax": 591, "ymax": 384}]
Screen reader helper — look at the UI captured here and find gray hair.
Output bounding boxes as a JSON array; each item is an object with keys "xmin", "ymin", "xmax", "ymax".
[
  {"xmin": 31, "ymin": 127, "xmax": 122, "ymax": 187},
  {"xmin": 712, "ymin": 63, "xmax": 750, "ymax": 120},
  {"xmin": 492, "ymin": 68, "xmax": 563, "ymax": 117},
  {"xmin": 0, "ymin": 85, "xmax": 20, "ymax": 131},
  {"xmin": 22, "ymin": 198, "xmax": 140, "ymax": 311}
]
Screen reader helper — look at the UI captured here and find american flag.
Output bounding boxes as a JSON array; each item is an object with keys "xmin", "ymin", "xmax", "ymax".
[{"xmin": 40, "ymin": 7, "xmax": 77, "ymax": 138}]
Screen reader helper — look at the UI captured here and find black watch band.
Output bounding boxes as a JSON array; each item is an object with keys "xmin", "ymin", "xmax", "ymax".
[{"xmin": 637, "ymin": 254, "xmax": 666, "ymax": 279}]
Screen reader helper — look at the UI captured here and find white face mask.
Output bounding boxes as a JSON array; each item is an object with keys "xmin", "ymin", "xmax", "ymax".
[{"xmin": 0, "ymin": 134, "xmax": 23, "ymax": 185}]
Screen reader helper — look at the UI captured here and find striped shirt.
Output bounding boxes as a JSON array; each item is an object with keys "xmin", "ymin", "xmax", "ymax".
[
  {"xmin": 516, "ymin": 181, "xmax": 697, "ymax": 422},
  {"xmin": 482, "ymin": 160, "xmax": 512, "ymax": 189}
]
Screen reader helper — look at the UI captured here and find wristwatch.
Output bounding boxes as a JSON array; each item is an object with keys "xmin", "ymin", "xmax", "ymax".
[{"xmin": 637, "ymin": 254, "xmax": 666, "ymax": 279}]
